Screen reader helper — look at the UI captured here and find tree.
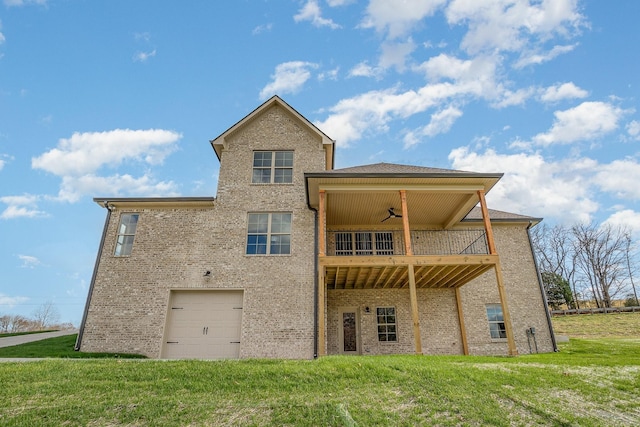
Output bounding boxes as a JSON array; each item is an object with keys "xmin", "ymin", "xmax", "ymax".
[
  {"xmin": 530, "ymin": 224, "xmax": 582, "ymax": 307},
  {"xmin": 32, "ymin": 301, "xmax": 60, "ymax": 330},
  {"xmin": 572, "ymin": 223, "xmax": 629, "ymax": 308},
  {"xmin": 541, "ymin": 271, "xmax": 574, "ymax": 310}
]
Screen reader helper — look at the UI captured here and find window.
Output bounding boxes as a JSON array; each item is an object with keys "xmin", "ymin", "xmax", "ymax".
[
  {"xmin": 246, "ymin": 213, "xmax": 292, "ymax": 255},
  {"xmin": 252, "ymin": 151, "xmax": 293, "ymax": 184},
  {"xmin": 376, "ymin": 307, "xmax": 397, "ymax": 342},
  {"xmin": 334, "ymin": 232, "xmax": 394, "ymax": 256},
  {"xmin": 114, "ymin": 213, "xmax": 139, "ymax": 256},
  {"xmin": 486, "ymin": 304, "xmax": 507, "ymax": 339}
]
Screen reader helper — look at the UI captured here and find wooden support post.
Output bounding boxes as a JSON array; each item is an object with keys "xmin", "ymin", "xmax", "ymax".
[
  {"xmin": 495, "ymin": 259, "xmax": 518, "ymax": 356},
  {"xmin": 318, "ymin": 190, "xmax": 326, "ymax": 257},
  {"xmin": 318, "ymin": 264, "xmax": 326, "ymax": 356},
  {"xmin": 400, "ymin": 190, "xmax": 421, "ymax": 354},
  {"xmin": 407, "ymin": 264, "xmax": 423, "ymax": 355},
  {"xmin": 477, "ymin": 190, "xmax": 496, "ymax": 255},
  {"xmin": 455, "ymin": 288, "xmax": 469, "ymax": 355},
  {"xmin": 399, "ymin": 190, "xmax": 413, "ymax": 256}
]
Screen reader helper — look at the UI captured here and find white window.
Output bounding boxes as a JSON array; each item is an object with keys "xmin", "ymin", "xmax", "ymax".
[
  {"xmin": 246, "ymin": 213, "xmax": 292, "ymax": 255},
  {"xmin": 114, "ymin": 213, "xmax": 139, "ymax": 256},
  {"xmin": 376, "ymin": 307, "xmax": 397, "ymax": 342},
  {"xmin": 486, "ymin": 304, "xmax": 507, "ymax": 339},
  {"xmin": 252, "ymin": 151, "xmax": 293, "ymax": 184},
  {"xmin": 335, "ymin": 232, "xmax": 394, "ymax": 256}
]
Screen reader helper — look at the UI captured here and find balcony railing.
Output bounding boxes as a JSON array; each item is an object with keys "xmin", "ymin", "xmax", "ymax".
[{"xmin": 326, "ymin": 229, "xmax": 489, "ymax": 256}]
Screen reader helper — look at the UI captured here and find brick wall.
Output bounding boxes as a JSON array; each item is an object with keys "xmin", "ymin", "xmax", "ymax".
[{"xmin": 81, "ymin": 104, "xmax": 326, "ymax": 359}]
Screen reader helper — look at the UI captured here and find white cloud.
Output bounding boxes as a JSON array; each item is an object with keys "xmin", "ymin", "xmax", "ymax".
[
  {"xmin": 318, "ymin": 67, "xmax": 340, "ymax": 81},
  {"xmin": 532, "ymin": 101, "xmax": 627, "ymax": 146},
  {"xmin": 18, "ymin": 254, "xmax": 41, "ymax": 269},
  {"xmin": 627, "ymin": 120, "xmax": 640, "ymax": 141},
  {"xmin": 360, "ymin": 0, "xmax": 447, "ymax": 39},
  {"xmin": 4, "ymin": 0, "xmax": 47, "ymax": 6},
  {"xmin": 133, "ymin": 49, "xmax": 156, "ymax": 62},
  {"xmin": 348, "ymin": 61, "xmax": 383, "ymax": 79},
  {"xmin": 539, "ymin": 82, "xmax": 588, "ymax": 103},
  {"xmin": 491, "ymin": 87, "xmax": 535, "ymax": 108},
  {"xmin": 0, "ymin": 194, "xmax": 47, "ymax": 219},
  {"xmin": 603, "ymin": 210, "xmax": 640, "ymax": 236},
  {"xmin": 294, "ymin": 1, "xmax": 341, "ymax": 29},
  {"xmin": 259, "ymin": 61, "xmax": 319, "ymax": 100},
  {"xmin": 404, "ymin": 106, "xmax": 463, "ymax": 148},
  {"xmin": 0, "ymin": 21, "xmax": 5, "ymax": 44},
  {"xmin": 379, "ymin": 39, "xmax": 416, "ymax": 72},
  {"xmin": 252, "ymin": 23, "xmax": 273, "ymax": 35},
  {"xmin": 514, "ymin": 44, "xmax": 577, "ymax": 68},
  {"xmin": 0, "ymin": 293, "xmax": 29, "ymax": 308},
  {"xmin": 446, "ymin": 0, "xmax": 584, "ymax": 55},
  {"xmin": 57, "ymin": 173, "xmax": 179, "ymax": 203},
  {"xmin": 595, "ymin": 159, "xmax": 640, "ymax": 200},
  {"xmin": 326, "ymin": 0, "xmax": 354, "ymax": 6},
  {"xmin": 449, "ymin": 147, "xmax": 599, "ymax": 223},
  {"xmin": 29, "ymin": 129, "xmax": 181, "ymax": 203},
  {"xmin": 32, "ymin": 129, "xmax": 181, "ymax": 176}
]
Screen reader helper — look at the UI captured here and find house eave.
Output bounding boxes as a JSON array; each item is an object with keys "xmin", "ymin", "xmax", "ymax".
[{"xmin": 93, "ymin": 197, "xmax": 215, "ymax": 209}]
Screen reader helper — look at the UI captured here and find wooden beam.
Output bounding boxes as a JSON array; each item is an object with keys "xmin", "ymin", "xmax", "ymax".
[
  {"xmin": 318, "ymin": 265, "xmax": 326, "ymax": 357},
  {"xmin": 318, "ymin": 190, "xmax": 326, "ymax": 256},
  {"xmin": 477, "ymin": 190, "xmax": 496, "ymax": 255},
  {"xmin": 318, "ymin": 184, "xmax": 485, "ymax": 193},
  {"xmin": 455, "ymin": 288, "xmax": 469, "ymax": 355},
  {"xmin": 494, "ymin": 259, "xmax": 518, "ymax": 356},
  {"xmin": 400, "ymin": 190, "xmax": 413, "ymax": 256},
  {"xmin": 319, "ymin": 254, "xmax": 499, "ymax": 267},
  {"xmin": 407, "ymin": 264, "xmax": 423, "ymax": 355}
]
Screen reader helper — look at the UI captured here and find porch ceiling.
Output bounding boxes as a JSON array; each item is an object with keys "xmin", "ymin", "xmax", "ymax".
[
  {"xmin": 306, "ymin": 176, "xmax": 501, "ymax": 229},
  {"xmin": 322, "ymin": 256, "xmax": 497, "ymax": 290}
]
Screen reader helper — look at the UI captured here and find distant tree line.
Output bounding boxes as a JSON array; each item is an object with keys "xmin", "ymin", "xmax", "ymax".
[
  {"xmin": 0, "ymin": 301, "xmax": 74, "ymax": 333},
  {"xmin": 531, "ymin": 223, "xmax": 640, "ymax": 310}
]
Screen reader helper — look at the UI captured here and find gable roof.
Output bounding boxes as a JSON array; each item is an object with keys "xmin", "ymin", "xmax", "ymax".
[{"xmin": 210, "ymin": 95, "xmax": 335, "ymax": 169}]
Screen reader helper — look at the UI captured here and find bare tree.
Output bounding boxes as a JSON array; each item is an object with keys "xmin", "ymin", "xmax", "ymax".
[
  {"xmin": 530, "ymin": 223, "xmax": 581, "ymax": 308},
  {"xmin": 32, "ymin": 301, "xmax": 60, "ymax": 330},
  {"xmin": 624, "ymin": 234, "xmax": 640, "ymax": 306},
  {"xmin": 0, "ymin": 315, "xmax": 11, "ymax": 333},
  {"xmin": 571, "ymin": 223, "xmax": 630, "ymax": 308}
]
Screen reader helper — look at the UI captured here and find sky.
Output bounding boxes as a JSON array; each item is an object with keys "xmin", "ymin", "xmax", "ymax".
[{"xmin": 1, "ymin": 0, "xmax": 640, "ymax": 325}]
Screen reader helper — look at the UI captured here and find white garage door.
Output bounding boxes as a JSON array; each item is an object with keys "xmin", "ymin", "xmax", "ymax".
[{"xmin": 162, "ymin": 290, "xmax": 243, "ymax": 359}]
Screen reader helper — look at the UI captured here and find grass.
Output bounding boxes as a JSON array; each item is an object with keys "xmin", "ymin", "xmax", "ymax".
[
  {"xmin": 0, "ymin": 334, "xmax": 145, "ymax": 359},
  {"xmin": 552, "ymin": 311, "xmax": 640, "ymax": 339},
  {"xmin": 0, "ymin": 314, "xmax": 638, "ymax": 426}
]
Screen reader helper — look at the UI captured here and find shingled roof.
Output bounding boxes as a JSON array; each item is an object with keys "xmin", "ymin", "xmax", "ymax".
[
  {"xmin": 463, "ymin": 206, "xmax": 542, "ymax": 223},
  {"xmin": 325, "ymin": 162, "xmax": 496, "ymax": 176}
]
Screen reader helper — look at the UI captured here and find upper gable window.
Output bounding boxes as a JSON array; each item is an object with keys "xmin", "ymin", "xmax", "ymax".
[
  {"xmin": 114, "ymin": 213, "xmax": 139, "ymax": 256},
  {"xmin": 252, "ymin": 151, "xmax": 293, "ymax": 184}
]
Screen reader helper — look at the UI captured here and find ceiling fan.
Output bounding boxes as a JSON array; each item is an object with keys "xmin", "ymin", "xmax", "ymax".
[{"xmin": 381, "ymin": 207, "xmax": 402, "ymax": 222}]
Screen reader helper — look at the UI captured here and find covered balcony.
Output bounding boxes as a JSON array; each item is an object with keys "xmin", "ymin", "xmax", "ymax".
[{"xmin": 305, "ymin": 163, "xmax": 518, "ymax": 357}]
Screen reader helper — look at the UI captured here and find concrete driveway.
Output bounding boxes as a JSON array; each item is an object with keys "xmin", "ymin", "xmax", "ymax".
[{"xmin": 0, "ymin": 329, "xmax": 78, "ymax": 348}]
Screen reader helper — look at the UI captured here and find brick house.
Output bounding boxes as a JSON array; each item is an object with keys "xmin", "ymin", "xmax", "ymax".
[{"xmin": 76, "ymin": 96, "xmax": 556, "ymax": 359}]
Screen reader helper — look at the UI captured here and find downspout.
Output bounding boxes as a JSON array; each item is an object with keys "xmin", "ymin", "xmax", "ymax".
[
  {"xmin": 312, "ymin": 209, "xmax": 319, "ymax": 358},
  {"xmin": 75, "ymin": 201, "xmax": 114, "ymax": 351},
  {"xmin": 526, "ymin": 221, "xmax": 558, "ymax": 352}
]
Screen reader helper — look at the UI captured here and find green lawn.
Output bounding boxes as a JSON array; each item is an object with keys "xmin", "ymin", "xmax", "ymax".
[
  {"xmin": 0, "ymin": 315, "xmax": 638, "ymax": 425},
  {"xmin": 552, "ymin": 311, "xmax": 640, "ymax": 339},
  {"xmin": 0, "ymin": 339, "xmax": 638, "ymax": 426},
  {"xmin": 0, "ymin": 334, "xmax": 145, "ymax": 359}
]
